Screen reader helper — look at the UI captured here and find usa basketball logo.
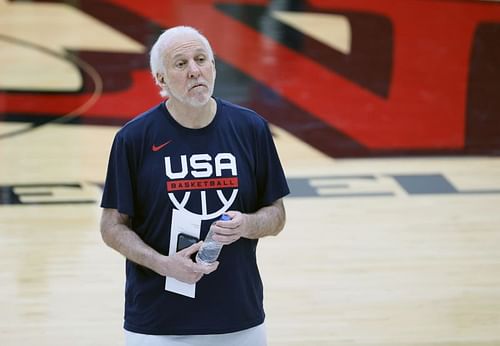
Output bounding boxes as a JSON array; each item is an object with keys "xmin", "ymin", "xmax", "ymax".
[{"xmin": 164, "ymin": 153, "xmax": 239, "ymax": 220}]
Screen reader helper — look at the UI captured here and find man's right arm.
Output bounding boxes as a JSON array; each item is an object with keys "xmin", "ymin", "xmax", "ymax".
[{"xmin": 99, "ymin": 208, "xmax": 218, "ymax": 284}]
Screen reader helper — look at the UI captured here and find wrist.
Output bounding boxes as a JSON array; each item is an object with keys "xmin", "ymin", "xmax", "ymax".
[
  {"xmin": 241, "ymin": 212, "xmax": 255, "ymax": 239},
  {"xmin": 151, "ymin": 252, "xmax": 170, "ymax": 276}
]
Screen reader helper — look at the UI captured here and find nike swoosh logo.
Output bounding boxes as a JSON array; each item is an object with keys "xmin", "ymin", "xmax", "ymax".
[{"xmin": 152, "ymin": 140, "xmax": 172, "ymax": 152}]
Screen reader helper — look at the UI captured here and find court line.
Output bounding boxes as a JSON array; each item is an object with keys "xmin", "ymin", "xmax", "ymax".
[{"xmin": 0, "ymin": 34, "xmax": 103, "ymax": 140}]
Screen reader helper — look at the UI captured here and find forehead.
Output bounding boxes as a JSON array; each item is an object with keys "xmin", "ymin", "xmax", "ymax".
[{"xmin": 166, "ymin": 34, "xmax": 209, "ymax": 59}]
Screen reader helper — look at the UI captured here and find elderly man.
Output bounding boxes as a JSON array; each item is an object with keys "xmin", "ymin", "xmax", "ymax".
[{"xmin": 100, "ymin": 26, "xmax": 289, "ymax": 345}]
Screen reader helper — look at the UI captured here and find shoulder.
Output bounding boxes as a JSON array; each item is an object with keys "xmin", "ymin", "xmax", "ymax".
[
  {"xmin": 116, "ymin": 103, "xmax": 164, "ymax": 140},
  {"xmin": 217, "ymin": 98, "xmax": 268, "ymax": 129}
]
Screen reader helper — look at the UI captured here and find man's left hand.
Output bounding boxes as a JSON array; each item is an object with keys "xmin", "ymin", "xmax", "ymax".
[{"xmin": 211, "ymin": 211, "xmax": 248, "ymax": 245}]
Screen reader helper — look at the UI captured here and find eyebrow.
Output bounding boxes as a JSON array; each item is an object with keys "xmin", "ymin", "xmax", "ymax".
[{"xmin": 172, "ymin": 49, "xmax": 208, "ymax": 61}]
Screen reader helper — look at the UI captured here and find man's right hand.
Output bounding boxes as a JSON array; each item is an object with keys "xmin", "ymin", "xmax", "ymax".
[{"xmin": 161, "ymin": 242, "xmax": 219, "ymax": 284}]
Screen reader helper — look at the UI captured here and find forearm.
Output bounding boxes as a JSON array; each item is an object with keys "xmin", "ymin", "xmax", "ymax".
[
  {"xmin": 100, "ymin": 209, "xmax": 167, "ymax": 275},
  {"xmin": 243, "ymin": 199, "xmax": 286, "ymax": 239}
]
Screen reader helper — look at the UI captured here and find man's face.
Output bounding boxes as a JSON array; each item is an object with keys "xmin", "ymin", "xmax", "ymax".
[{"xmin": 161, "ymin": 35, "xmax": 216, "ymax": 107}]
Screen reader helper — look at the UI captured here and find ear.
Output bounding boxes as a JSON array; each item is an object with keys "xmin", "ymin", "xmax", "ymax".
[{"xmin": 156, "ymin": 73, "xmax": 166, "ymax": 85}]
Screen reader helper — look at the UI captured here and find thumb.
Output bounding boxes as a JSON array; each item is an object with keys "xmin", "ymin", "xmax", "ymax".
[{"xmin": 179, "ymin": 241, "xmax": 202, "ymax": 257}]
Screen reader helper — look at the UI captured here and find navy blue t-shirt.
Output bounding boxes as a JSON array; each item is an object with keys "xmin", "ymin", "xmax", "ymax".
[{"xmin": 101, "ymin": 98, "xmax": 289, "ymax": 335}]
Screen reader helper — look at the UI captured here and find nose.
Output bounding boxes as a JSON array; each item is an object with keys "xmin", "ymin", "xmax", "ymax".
[{"xmin": 187, "ymin": 60, "xmax": 201, "ymax": 79}]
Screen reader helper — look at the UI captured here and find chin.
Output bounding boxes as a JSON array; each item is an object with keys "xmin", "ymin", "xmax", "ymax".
[
  {"xmin": 186, "ymin": 96, "xmax": 210, "ymax": 108},
  {"xmin": 170, "ymin": 86, "xmax": 213, "ymax": 108},
  {"xmin": 185, "ymin": 90, "xmax": 213, "ymax": 107}
]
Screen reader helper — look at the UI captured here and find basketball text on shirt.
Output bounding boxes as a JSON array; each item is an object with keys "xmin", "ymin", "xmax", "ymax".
[{"xmin": 164, "ymin": 153, "xmax": 239, "ymax": 219}]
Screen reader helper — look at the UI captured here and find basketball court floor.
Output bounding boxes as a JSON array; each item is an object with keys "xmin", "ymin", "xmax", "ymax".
[{"xmin": 1, "ymin": 0, "xmax": 500, "ymax": 345}]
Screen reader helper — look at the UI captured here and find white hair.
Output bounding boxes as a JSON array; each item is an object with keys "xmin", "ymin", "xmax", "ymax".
[{"xmin": 149, "ymin": 26, "xmax": 215, "ymax": 97}]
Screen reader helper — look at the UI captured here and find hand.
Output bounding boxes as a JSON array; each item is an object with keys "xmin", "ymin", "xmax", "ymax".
[
  {"xmin": 211, "ymin": 211, "xmax": 248, "ymax": 245},
  {"xmin": 162, "ymin": 242, "xmax": 219, "ymax": 284}
]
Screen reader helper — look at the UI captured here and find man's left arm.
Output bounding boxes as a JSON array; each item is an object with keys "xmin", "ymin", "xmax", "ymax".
[{"xmin": 211, "ymin": 198, "xmax": 286, "ymax": 245}]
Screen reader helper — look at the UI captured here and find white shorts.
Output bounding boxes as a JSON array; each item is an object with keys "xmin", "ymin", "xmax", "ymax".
[{"xmin": 124, "ymin": 323, "xmax": 267, "ymax": 346}]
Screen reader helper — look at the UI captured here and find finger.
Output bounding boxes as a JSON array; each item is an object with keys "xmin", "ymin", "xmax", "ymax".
[
  {"xmin": 179, "ymin": 241, "xmax": 202, "ymax": 256},
  {"xmin": 193, "ymin": 261, "xmax": 219, "ymax": 274},
  {"xmin": 216, "ymin": 212, "xmax": 239, "ymax": 227},
  {"xmin": 217, "ymin": 219, "xmax": 239, "ymax": 229},
  {"xmin": 221, "ymin": 237, "xmax": 240, "ymax": 245},
  {"xmin": 224, "ymin": 210, "xmax": 239, "ymax": 219},
  {"xmin": 213, "ymin": 226, "xmax": 239, "ymax": 236},
  {"xmin": 213, "ymin": 232, "xmax": 239, "ymax": 244},
  {"xmin": 186, "ymin": 273, "xmax": 204, "ymax": 284},
  {"xmin": 203, "ymin": 261, "xmax": 219, "ymax": 274}
]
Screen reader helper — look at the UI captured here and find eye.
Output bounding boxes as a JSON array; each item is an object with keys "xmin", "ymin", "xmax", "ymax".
[
  {"xmin": 196, "ymin": 55, "xmax": 207, "ymax": 64},
  {"xmin": 175, "ymin": 60, "xmax": 186, "ymax": 69}
]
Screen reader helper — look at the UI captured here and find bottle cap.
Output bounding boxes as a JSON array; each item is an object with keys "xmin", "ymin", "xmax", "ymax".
[{"xmin": 220, "ymin": 214, "xmax": 231, "ymax": 221}]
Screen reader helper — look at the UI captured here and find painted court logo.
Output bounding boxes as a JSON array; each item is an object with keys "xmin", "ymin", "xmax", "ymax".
[{"xmin": 164, "ymin": 153, "xmax": 239, "ymax": 219}]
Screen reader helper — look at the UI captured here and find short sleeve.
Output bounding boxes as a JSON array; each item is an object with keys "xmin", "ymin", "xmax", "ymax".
[
  {"xmin": 100, "ymin": 131, "xmax": 136, "ymax": 217},
  {"xmin": 255, "ymin": 120, "xmax": 290, "ymax": 207}
]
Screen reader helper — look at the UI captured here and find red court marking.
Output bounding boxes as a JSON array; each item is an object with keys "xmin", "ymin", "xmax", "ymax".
[
  {"xmin": 2, "ymin": 0, "xmax": 500, "ymax": 151},
  {"xmin": 109, "ymin": 0, "xmax": 500, "ymax": 149}
]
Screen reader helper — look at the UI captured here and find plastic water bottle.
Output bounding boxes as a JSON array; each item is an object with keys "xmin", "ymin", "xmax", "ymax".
[{"xmin": 196, "ymin": 214, "xmax": 231, "ymax": 265}]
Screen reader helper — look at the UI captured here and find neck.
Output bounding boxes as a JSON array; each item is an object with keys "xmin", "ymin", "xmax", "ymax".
[{"xmin": 165, "ymin": 98, "xmax": 216, "ymax": 129}]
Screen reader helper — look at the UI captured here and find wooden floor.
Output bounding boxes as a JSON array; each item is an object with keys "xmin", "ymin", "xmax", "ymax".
[
  {"xmin": 1, "ymin": 122, "xmax": 500, "ymax": 345},
  {"xmin": 1, "ymin": 0, "xmax": 500, "ymax": 344}
]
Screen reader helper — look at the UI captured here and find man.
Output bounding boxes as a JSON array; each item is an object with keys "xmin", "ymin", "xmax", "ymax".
[{"xmin": 100, "ymin": 26, "xmax": 289, "ymax": 345}]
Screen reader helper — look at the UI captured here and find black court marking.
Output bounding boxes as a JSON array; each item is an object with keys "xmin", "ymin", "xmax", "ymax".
[
  {"xmin": 0, "ymin": 183, "xmax": 96, "ymax": 205},
  {"xmin": 288, "ymin": 174, "xmax": 500, "ymax": 198},
  {"xmin": 2, "ymin": 174, "xmax": 500, "ymax": 206}
]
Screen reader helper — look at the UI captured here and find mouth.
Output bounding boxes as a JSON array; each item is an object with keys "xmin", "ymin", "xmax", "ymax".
[{"xmin": 189, "ymin": 83, "xmax": 207, "ymax": 91}]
